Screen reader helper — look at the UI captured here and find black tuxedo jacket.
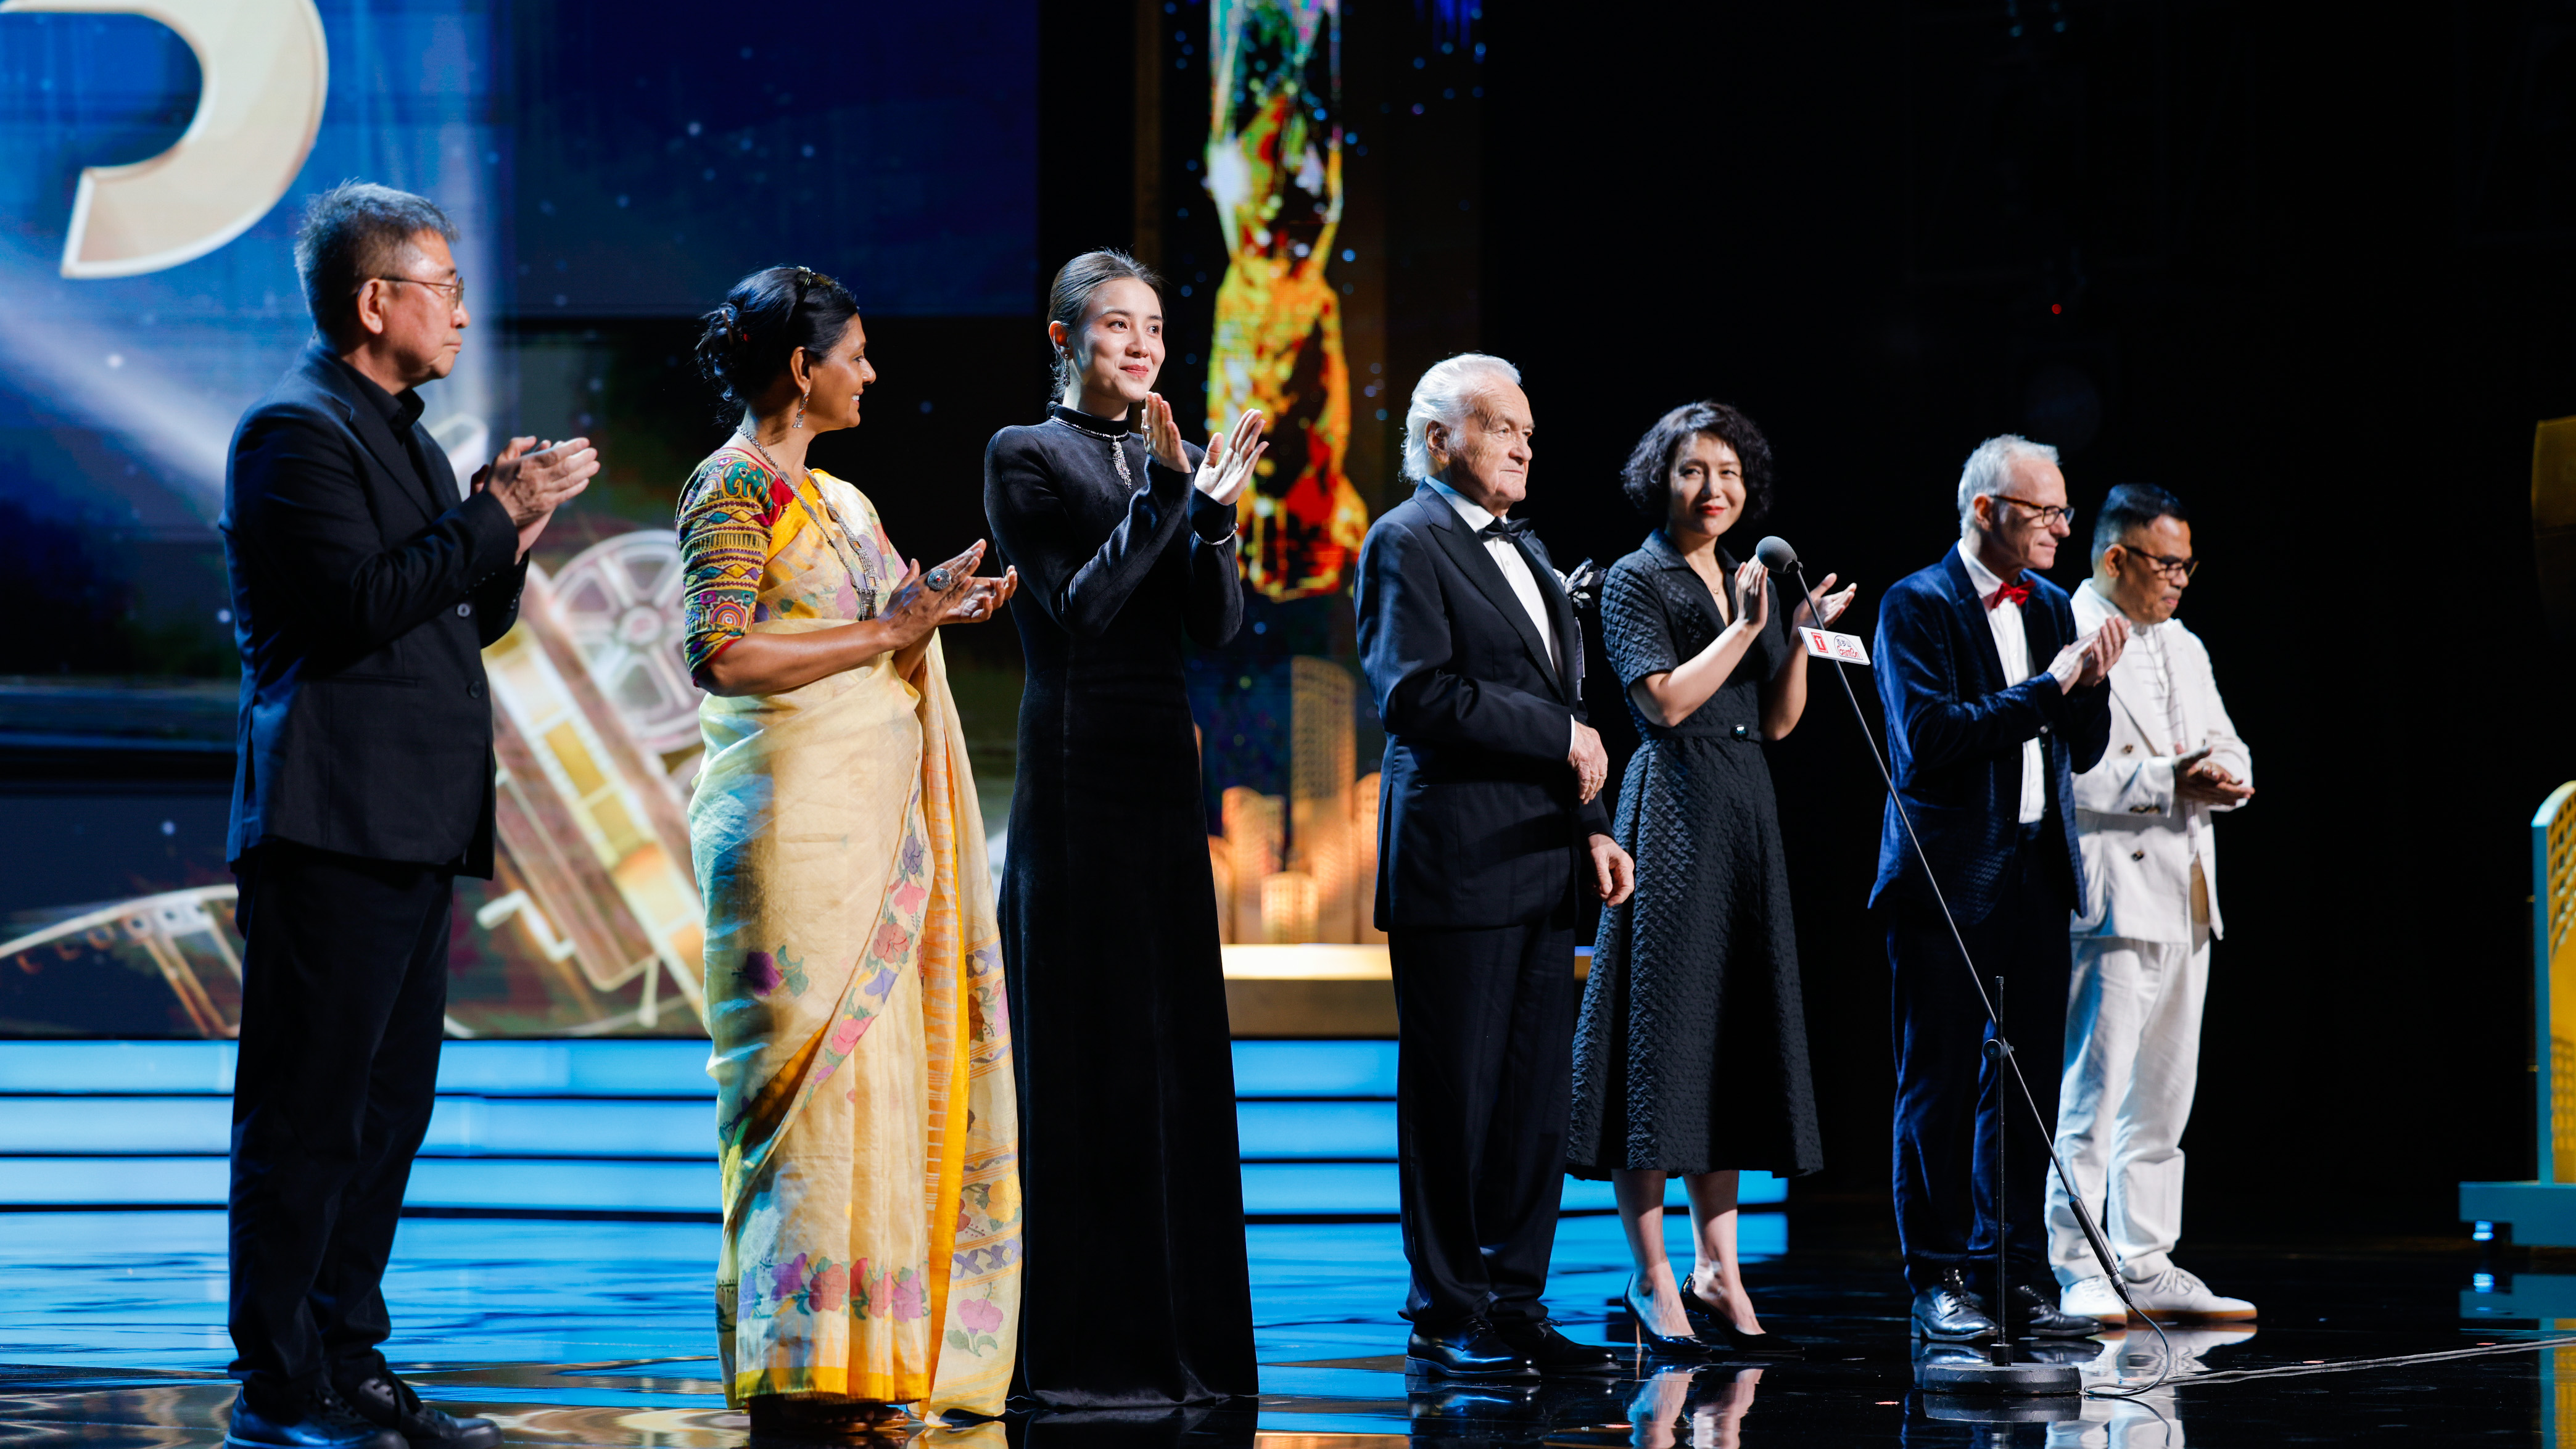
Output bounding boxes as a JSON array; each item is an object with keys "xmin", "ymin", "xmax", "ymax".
[
  {"xmin": 1356, "ymin": 483, "xmax": 1611, "ymax": 930},
  {"xmin": 219, "ymin": 341, "xmax": 527, "ymax": 874},
  {"xmin": 1868, "ymin": 548, "xmax": 2113, "ymax": 923}
]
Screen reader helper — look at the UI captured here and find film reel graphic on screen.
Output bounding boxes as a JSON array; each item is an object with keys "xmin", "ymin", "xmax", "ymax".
[
  {"xmin": 547, "ymin": 529, "xmax": 702, "ymax": 766},
  {"xmin": 0, "ymin": 530, "xmax": 714, "ymax": 1040}
]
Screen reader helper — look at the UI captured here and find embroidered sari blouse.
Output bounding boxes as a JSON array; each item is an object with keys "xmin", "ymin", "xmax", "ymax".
[{"xmin": 675, "ymin": 448, "xmax": 894, "ymax": 677}]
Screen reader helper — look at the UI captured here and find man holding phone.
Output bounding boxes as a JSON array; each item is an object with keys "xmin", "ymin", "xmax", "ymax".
[{"xmin": 218, "ymin": 182, "xmax": 595, "ymax": 1449}]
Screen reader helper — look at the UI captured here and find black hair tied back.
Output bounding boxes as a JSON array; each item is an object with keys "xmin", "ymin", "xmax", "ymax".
[{"xmin": 694, "ymin": 266, "xmax": 859, "ymax": 416}]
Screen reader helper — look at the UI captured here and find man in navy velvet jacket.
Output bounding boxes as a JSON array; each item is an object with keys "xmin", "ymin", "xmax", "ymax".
[{"xmin": 1869, "ymin": 435, "xmax": 2126, "ymax": 1342}]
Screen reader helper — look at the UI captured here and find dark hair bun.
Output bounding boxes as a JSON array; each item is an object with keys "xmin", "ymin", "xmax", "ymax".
[{"xmin": 695, "ymin": 268, "xmax": 858, "ymax": 414}]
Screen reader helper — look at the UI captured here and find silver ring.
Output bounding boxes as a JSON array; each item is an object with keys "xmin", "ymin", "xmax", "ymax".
[{"xmin": 925, "ymin": 567, "xmax": 952, "ymax": 590}]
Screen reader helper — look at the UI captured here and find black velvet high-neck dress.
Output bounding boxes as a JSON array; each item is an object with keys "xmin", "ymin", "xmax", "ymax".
[{"xmin": 983, "ymin": 403, "xmax": 1257, "ymax": 1411}]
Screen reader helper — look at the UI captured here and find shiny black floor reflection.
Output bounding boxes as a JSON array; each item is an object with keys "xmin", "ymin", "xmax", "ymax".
[{"xmin": 0, "ymin": 1212, "xmax": 2560, "ymax": 1446}]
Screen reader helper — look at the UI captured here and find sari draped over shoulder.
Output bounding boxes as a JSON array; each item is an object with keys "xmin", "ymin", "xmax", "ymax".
[{"xmin": 678, "ymin": 446, "xmax": 1020, "ymax": 1422}]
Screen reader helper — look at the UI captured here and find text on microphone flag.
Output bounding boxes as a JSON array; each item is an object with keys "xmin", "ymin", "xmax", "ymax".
[{"xmin": 1801, "ymin": 627, "xmax": 1870, "ymax": 664}]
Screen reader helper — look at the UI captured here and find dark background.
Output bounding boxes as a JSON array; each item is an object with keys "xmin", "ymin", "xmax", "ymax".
[
  {"xmin": 1005, "ymin": 0, "xmax": 2576, "ymax": 1239},
  {"xmin": 1473, "ymin": 1, "xmax": 2575, "ymax": 1238}
]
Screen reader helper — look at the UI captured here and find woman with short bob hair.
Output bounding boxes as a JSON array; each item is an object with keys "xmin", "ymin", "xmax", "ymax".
[
  {"xmin": 676, "ymin": 264, "xmax": 1023, "ymax": 1432},
  {"xmin": 1567, "ymin": 400, "xmax": 1856, "ymax": 1358},
  {"xmin": 982, "ymin": 249, "xmax": 1267, "ymax": 1408}
]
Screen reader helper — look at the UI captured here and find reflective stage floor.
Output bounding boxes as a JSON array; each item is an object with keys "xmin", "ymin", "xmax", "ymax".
[{"xmin": 0, "ymin": 1209, "xmax": 2563, "ymax": 1447}]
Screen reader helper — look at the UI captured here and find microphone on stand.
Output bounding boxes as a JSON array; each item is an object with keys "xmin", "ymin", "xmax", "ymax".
[{"xmin": 1749, "ymin": 532, "xmax": 2168, "ymax": 1395}]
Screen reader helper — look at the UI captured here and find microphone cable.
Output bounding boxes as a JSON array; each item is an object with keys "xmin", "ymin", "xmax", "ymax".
[
  {"xmin": 1762, "ymin": 539, "xmax": 2569, "ymax": 1402},
  {"xmin": 1762, "ymin": 539, "xmax": 2174, "ymax": 1398}
]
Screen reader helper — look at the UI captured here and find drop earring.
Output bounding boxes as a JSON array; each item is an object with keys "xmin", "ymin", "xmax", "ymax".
[{"xmin": 794, "ymin": 390, "xmax": 808, "ymax": 429}]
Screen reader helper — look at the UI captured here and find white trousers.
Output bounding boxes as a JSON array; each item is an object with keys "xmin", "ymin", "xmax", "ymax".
[{"xmin": 2047, "ymin": 930, "xmax": 2211, "ymax": 1285}]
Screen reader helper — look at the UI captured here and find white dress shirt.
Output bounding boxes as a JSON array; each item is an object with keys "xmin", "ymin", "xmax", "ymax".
[
  {"xmin": 1956, "ymin": 538, "xmax": 2055, "ymax": 824},
  {"xmin": 1432, "ymin": 481, "xmax": 1575, "ymax": 751},
  {"xmin": 2121, "ymin": 602, "xmax": 2203, "ymax": 886},
  {"xmin": 1432, "ymin": 481, "xmax": 1559, "ymax": 672}
]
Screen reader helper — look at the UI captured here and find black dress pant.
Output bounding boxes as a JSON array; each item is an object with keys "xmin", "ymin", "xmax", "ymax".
[
  {"xmin": 1389, "ymin": 919, "xmax": 1577, "ymax": 1327},
  {"xmin": 1885, "ymin": 837, "xmax": 2074, "ymax": 1298},
  {"xmin": 228, "ymin": 841, "xmax": 453, "ymax": 1413}
]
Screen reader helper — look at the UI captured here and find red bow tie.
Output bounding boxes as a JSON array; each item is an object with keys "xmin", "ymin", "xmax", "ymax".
[{"xmin": 1985, "ymin": 580, "xmax": 2031, "ymax": 610}]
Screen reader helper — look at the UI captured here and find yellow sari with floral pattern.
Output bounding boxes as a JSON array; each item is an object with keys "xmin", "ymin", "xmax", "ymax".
[{"xmin": 677, "ymin": 444, "xmax": 1019, "ymax": 1422}]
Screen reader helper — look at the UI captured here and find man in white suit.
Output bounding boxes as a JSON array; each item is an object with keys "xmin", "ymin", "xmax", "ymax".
[{"xmin": 2049, "ymin": 484, "xmax": 2256, "ymax": 1323}]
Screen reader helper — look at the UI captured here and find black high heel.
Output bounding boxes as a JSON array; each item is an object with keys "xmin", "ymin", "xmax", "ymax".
[
  {"xmin": 1680, "ymin": 1273, "xmax": 1803, "ymax": 1358},
  {"xmin": 1622, "ymin": 1276, "xmax": 1714, "ymax": 1359}
]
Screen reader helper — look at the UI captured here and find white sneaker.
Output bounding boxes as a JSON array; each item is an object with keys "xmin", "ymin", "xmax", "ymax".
[
  {"xmin": 2120, "ymin": 1265, "xmax": 2256, "ymax": 1321},
  {"xmin": 2060, "ymin": 1274, "xmax": 2127, "ymax": 1321}
]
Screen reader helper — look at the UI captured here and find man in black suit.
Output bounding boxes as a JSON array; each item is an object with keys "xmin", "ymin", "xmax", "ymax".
[
  {"xmin": 1356, "ymin": 354, "xmax": 1634, "ymax": 1380},
  {"xmin": 1868, "ymin": 434, "xmax": 2124, "ymax": 1342},
  {"xmin": 220, "ymin": 183, "xmax": 595, "ymax": 1449}
]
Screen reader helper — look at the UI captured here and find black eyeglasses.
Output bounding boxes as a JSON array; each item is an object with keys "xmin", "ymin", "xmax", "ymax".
[
  {"xmin": 369, "ymin": 274, "xmax": 465, "ymax": 307},
  {"xmin": 1993, "ymin": 495, "xmax": 2076, "ymax": 528},
  {"xmin": 2120, "ymin": 546, "xmax": 2199, "ymax": 582}
]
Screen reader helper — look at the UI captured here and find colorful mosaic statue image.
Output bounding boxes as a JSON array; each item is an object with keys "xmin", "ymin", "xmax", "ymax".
[{"xmin": 1204, "ymin": 0, "xmax": 1369, "ymax": 602}]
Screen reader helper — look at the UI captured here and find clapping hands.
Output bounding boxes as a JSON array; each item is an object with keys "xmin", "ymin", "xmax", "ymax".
[
  {"xmin": 1192, "ymin": 407, "xmax": 1269, "ymax": 506},
  {"xmin": 2174, "ymin": 746, "xmax": 2254, "ymax": 805},
  {"xmin": 2049, "ymin": 615, "xmax": 2131, "ymax": 691},
  {"xmin": 1790, "ymin": 572, "xmax": 1859, "ymax": 630},
  {"xmin": 883, "ymin": 541, "xmax": 1016, "ymax": 647},
  {"xmin": 1143, "ymin": 394, "xmax": 1267, "ymax": 505},
  {"xmin": 474, "ymin": 434, "xmax": 598, "ymax": 559}
]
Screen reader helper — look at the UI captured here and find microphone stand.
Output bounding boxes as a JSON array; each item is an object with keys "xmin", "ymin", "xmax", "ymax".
[{"xmin": 1782, "ymin": 558, "xmax": 2173, "ymax": 1400}]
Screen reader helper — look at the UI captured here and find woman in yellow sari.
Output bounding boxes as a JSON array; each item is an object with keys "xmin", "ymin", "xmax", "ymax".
[{"xmin": 676, "ymin": 266, "xmax": 1023, "ymax": 1436}]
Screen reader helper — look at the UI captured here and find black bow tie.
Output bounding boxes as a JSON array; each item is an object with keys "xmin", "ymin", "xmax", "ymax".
[{"xmin": 1476, "ymin": 517, "xmax": 1533, "ymax": 541}]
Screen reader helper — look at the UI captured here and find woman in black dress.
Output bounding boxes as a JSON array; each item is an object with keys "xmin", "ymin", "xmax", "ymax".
[
  {"xmin": 1567, "ymin": 402, "xmax": 1856, "ymax": 1354},
  {"xmin": 983, "ymin": 249, "xmax": 1268, "ymax": 1410}
]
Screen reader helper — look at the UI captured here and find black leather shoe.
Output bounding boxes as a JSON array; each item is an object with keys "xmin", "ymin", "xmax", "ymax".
[
  {"xmin": 1406, "ymin": 1316, "xmax": 1540, "ymax": 1379},
  {"xmin": 1491, "ymin": 1318, "xmax": 1623, "ymax": 1376},
  {"xmin": 2011, "ymin": 1284, "xmax": 2110, "ymax": 1339},
  {"xmin": 226, "ymin": 1390, "xmax": 408, "ymax": 1449},
  {"xmin": 1909, "ymin": 1269, "xmax": 1999, "ymax": 1342},
  {"xmin": 333, "ymin": 1373, "xmax": 502, "ymax": 1449}
]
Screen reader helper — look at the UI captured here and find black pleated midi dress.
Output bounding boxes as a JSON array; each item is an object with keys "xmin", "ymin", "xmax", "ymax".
[
  {"xmin": 982, "ymin": 405, "xmax": 1258, "ymax": 1410},
  {"xmin": 1566, "ymin": 531, "xmax": 1824, "ymax": 1181}
]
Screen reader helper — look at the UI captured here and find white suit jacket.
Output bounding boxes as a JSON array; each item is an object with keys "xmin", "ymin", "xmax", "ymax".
[{"xmin": 2067, "ymin": 582, "xmax": 2251, "ymax": 943}]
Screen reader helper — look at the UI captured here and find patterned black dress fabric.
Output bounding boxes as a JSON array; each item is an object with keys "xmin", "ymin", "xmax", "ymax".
[
  {"xmin": 1566, "ymin": 531, "xmax": 1823, "ymax": 1180},
  {"xmin": 981, "ymin": 405, "xmax": 1258, "ymax": 1410}
]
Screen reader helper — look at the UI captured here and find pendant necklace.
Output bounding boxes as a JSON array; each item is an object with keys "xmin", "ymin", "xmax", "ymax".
[
  {"xmin": 1049, "ymin": 410, "xmax": 1136, "ymax": 485},
  {"xmin": 734, "ymin": 427, "xmax": 877, "ymax": 615}
]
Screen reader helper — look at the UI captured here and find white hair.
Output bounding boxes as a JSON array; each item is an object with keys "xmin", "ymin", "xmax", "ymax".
[
  {"xmin": 1402, "ymin": 353, "xmax": 1522, "ymax": 482},
  {"xmin": 1956, "ymin": 433, "xmax": 2060, "ymax": 533}
]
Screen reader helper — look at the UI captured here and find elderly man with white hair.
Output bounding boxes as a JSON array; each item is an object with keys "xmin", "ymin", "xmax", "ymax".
[
  {"xmin": 1355, "ymin": 353, "xmax": 1634, "ymax": 1380},
  {"xmin": 1868, "ymin": 434, "xmax": 2126, "ymax": 1344}
]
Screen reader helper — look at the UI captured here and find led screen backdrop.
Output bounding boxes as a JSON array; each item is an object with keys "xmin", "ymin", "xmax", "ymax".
[
  {"xmin": 0, "ymin": 0, "xmax": 1035, "ymax": 1038},
  {"xmin": 1, "ymin": 0, "xmax": 1034, "ymax": 568},
  {"xmin": 0, "ymin": 0, "xmax": 1485, "ymax": 1040}
]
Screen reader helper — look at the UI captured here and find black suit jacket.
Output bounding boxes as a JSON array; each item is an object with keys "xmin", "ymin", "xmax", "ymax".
[
  {"xmin": 1868, "ymin": 548, "xmax": 2112, "ymax": 923},
  {"xmin": 219, "ymin": 340, "xmax": 528, "ymax": 874},
  {"xmin": 1356, "ymin": 483, "xmax": 1611, "ymax": 930}
]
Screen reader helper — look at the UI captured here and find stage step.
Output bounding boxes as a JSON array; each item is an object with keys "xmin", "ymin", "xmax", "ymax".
[{"xmin": 0, "ymin": 1041, "xmax": 1783, "ymax": 1218}]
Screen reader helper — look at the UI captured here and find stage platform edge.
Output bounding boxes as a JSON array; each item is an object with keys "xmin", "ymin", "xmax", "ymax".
[{"xmin": 2461, "ymin": 1180, "xmax": 2576, "ymax": 1245}]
